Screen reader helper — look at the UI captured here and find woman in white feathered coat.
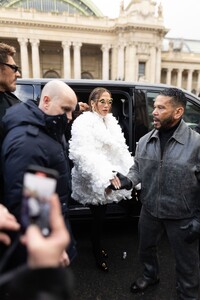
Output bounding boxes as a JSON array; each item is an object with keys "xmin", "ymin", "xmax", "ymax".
[{"xmin": 69, "ymin": 87, "xmax": 134, "ymax": 272}]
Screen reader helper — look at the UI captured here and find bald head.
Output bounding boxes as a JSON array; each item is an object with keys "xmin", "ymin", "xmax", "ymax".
[{"xmin": 39, "ymin": 80, "xmax": 77, "ymax": 122}]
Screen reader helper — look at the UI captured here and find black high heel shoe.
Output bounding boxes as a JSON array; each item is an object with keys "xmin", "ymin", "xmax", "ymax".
[
  {"xmin": 96, "ymin": 260, "xmax": 109, "ymax": 272},
  {"xmin": 94, "ymin": 249, "xmax": 109, "ymax": 272},
  {"xmin": 101, "ymin": 249, "xmax": 108, "ymax": 258}
]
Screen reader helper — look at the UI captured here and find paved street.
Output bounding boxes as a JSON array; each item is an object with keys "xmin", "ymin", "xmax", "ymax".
[{"xmin": 69, "ymin": 218, "xmax": 179, "ymax": 300}]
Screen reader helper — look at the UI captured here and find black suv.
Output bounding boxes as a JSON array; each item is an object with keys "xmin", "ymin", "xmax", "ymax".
[{"xmin": 15, "ymin": 79, "xmax": 200, "ymax": 220}]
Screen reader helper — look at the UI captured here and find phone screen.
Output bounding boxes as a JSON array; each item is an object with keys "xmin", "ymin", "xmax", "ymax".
[{"xmin": 21, "ymin": 166, "xmax": 58, "ymax": 236}]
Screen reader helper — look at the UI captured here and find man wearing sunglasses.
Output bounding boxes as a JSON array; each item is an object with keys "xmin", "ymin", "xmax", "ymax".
[
  {"xmin": 0, "ymin": 42, "xmax": 21, "ymax": 201},
  {"xmin": 0, "ymin": 42, "xmax": 21, "ymax": 139},
  {"xmin": 0, "ymin": 42, "xmax": 21, "ymax": 298}
]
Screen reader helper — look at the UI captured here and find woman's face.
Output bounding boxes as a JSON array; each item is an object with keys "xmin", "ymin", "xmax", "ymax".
[{"xmin": 92, "ymin": 91, "xmax": 113, "ymax": 117}]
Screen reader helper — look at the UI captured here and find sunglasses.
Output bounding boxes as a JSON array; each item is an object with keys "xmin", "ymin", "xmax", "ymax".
[
  {"xmin": 98, "ymin": 98, "xmax": 113, "ymax": 105},
  {"xmin": 0, "ymin": 62, "xmax": 20, "ymax": 73}
]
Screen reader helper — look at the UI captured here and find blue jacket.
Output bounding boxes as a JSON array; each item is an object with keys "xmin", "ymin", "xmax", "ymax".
[
  {"xmin": 127, "ymin": 120, "xmax": 200, "ymax": 219},
  {"xmin": 1, "ymin": 99, "xmax": 71, "ymax": 220}
]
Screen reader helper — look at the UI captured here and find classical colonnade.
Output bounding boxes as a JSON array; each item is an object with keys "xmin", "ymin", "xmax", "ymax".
[
  {"xmin": 16, "ymin": 37, "xmax": 200, "ymax": 94},
  {"xmin": 17, "ymin": 37, "xmax": 162, "ymax": 83},
  {"xmin": 163, "ymin": 67, "xmax": 200, "ymax": 94}
]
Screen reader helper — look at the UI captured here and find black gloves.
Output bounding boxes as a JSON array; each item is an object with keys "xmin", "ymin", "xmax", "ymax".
[
  {"xmin": 181, "ymin": 218, "xmax": 200, "ymax": 244},
  {"xmin": 108, "ymin": 172, "xmax": 132, "ymax": 190}
]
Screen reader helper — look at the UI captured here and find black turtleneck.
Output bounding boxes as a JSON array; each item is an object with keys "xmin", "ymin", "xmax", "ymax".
[{"xmin": 158, "ymin": 120, "xmax": 181, "ymax": 157}]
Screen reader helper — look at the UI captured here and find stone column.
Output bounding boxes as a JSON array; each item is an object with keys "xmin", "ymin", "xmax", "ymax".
[
  {"xmin": 30, "ymin": 39, "xmax": 40, "ymax": 78},
  {"xmin": 197, "ymin": 70, "xmax": 200, "ymax": 95},
  {"xmin": 187, "ymin": 69, "xmax": 193, "ymax": 92},
  {"xmin": 166, "ymin": 68, "xmax": 172, "ymax": 85},
  {"xmin": 117, "ymin": 43, "xmax": 125, "ymax": 80},
  {"xmin": 73, "ymin": 42, "xmax": 82, "ymax": 79},
  {"xmin": 125, "ymin": 42, "xmax": 136, "ymax": 81},
  {"xmin": 125, "ymin": 43, "xmax": 130, "ymax": 81},
  {"xmin": 177, "ymin": 68, "xmax": 183, "ymax": 88},
  {"xmin": 18, "ymin": 38, "xmax": 29, "ymax": 78},
  {"xmin": 110, "ymin": 45, "xmax": 117, "ymax": 80},
  {"xmin": 150, "ymin": 46, "xmax": 156, "ymax": 83},
  {"xmin": 101, "ymin": 44, "xmax": 110, "ymax": 80},
  {"xmin": 62, "ymin": 41, "xmax": 71, "ymax": 79},
  {"xmin": 155, "ymin": 47, "xmax": 161, "ymax": 83}
]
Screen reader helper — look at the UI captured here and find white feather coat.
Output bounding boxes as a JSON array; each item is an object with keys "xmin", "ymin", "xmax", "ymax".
[{"xmin": 69, "ymin": 111, "xmax": 134, "ymax": 205}]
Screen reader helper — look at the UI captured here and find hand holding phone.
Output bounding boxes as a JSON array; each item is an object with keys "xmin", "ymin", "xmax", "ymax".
[
  {"xmin": 20, "ymin": 194, "xmax": 70, "ymax": 268},
  {"xmin": 21, "ymin": 165, "xmax": 58, "ymax": 237}
]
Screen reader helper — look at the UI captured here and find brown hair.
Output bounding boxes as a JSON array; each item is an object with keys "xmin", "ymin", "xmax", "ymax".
[
  {"xmin": 88, "ymin": 87, "xmax": 112, "ymax": 112},
  {"xmin": 0, "ymin": 42, "xmax": 16, "ymax": 64}
]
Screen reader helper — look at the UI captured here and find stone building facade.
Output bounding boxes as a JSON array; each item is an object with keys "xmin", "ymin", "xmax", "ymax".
[{"xmin": 0, "ymin": 0, "xmax": 200, "ymax": 94}]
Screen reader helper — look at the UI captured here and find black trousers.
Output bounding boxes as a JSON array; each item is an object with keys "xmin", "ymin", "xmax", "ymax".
[
  {"xmin": 89, "ymin": 204, "xmax": 107, "ymax": 254},
  {"xmin": 138, "ymin": 206, "xmax": 199, "ymax": 300}
]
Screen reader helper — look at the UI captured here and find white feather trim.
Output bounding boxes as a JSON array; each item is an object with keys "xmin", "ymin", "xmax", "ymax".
[{"xmin": 69, "ymin": 111, "xmax": 134, "ymax": 205}]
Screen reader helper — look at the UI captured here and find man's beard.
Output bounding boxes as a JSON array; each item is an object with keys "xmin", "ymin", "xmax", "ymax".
[{"xmin": 154, "ymin": 115, "xmax": 174, "ymax": 130}]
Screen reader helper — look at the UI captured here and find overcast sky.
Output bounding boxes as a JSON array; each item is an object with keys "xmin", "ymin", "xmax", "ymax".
[{"xmin": 92, "ymin": 0, "xmax": 200, "ymax": 40}]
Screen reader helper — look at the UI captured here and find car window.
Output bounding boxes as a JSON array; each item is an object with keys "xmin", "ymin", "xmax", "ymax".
[
  {"xmin": 146, "ymin": 91, "xmax": 160, "ymax": 130},
  {"xmin": 134, "ymin": 90, "xmax": 150, "ymax": 148},
  {"xmin": 146, "ymin": 91, "xmax": 200, "ymax": 130},
  {"xmin": 111, "ymin": 92, "xmax": 131, "ymax": 149},
  {"xmin": 183, "ymin": 101, "xmax": 200, "ymax": 129},
  {"xmin": 14, "ymin": 84, "xmax": 40, "ymax": 102}
]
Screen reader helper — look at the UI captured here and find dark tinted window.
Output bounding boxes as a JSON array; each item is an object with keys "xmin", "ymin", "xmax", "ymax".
[
  {"xmin": 183, "ymin": 101, "xmax": 200, "ymax": 129},
  {"xmin": 146, "ymin": 91, "xmax": 160, "ymax": 130},
  {"xmin": 146, "ymin": 91, "xmax": 200, "ymax": 130},
  {"xmin": 134, "ymin": 90, "xmax": 149, "ymax": 147},
  {"xmin": 14, "ymin": 84, "xmax": 40, "ymax": 102}
]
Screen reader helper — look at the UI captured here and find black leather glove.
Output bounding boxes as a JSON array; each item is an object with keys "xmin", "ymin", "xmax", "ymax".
[
  {"xmin": 181, "ymin": 218, "xmax": 200, "ymax": 244},
  {"xmin": 108, "ymin": 172, "xmax": 132, "ymax": 190}
]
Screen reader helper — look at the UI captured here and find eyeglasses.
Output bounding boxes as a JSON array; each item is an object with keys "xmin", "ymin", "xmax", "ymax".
[
  {"xmin": 98, "ymin": 98, "xmax": 113, "ymax": 105},
  {"xmin": 0, "ymin": 62, "xmax": 20, "ymax": 73}
]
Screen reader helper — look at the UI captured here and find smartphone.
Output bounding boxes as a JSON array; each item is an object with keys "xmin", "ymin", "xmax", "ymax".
[{"xmin": 21, "ymin": 165, "xmax": 59, "ymax": 237}]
